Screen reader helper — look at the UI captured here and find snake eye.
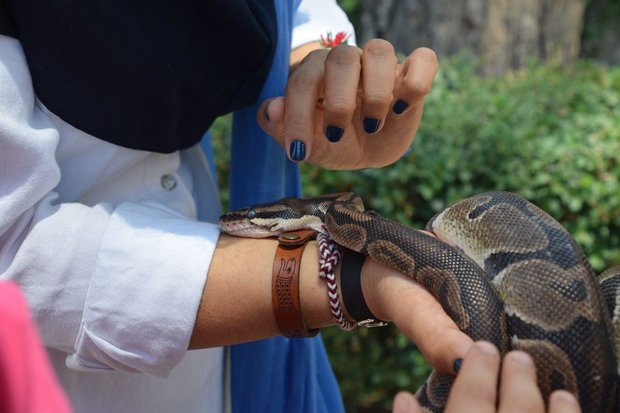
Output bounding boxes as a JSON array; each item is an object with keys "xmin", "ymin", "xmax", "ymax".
[{"xmin": 247, "ymin": 209, "xmax": 257, "ymax": 220}]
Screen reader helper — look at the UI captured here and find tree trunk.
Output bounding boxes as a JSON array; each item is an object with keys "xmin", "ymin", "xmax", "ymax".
[
  {"xmin": 582, "ymin": 0, "xmax": 620, "ymax": 65},
  {"xmin": 359, "ymin": 0, "xmax": 587, "ymax": 75}
]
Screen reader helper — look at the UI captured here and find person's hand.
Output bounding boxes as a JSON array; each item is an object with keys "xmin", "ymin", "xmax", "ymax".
[
  {"xmin": 361, "ymin": 257, "xmax": 473, "ymax": 375},
  {"xmin": 257, "ymin": 40, "xmax": 438, "ymax": 169},
  {"xmin": 391, "ymin": 342, "xmax": 582, "ymax": 413}
]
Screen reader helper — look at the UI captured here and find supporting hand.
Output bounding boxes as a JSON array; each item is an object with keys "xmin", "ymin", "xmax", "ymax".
[
  {"xmin": 391, "ymin": 342, "xmax": 581, "ymax": 413},
  {"xmin": 258, "ymin": 41, "xmax": 437, "ymax": 169}
]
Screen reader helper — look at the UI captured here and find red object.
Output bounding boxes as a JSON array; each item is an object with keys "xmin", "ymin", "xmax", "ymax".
[
  {"xmin": 0, "ymin": 282, "xmax": 72, "ymax": 413},
  {"xmin": 319, "ymin": 31, "xmax": 351, "ymax": 48}
]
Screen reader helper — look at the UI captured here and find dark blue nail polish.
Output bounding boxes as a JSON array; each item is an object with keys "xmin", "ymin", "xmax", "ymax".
[
  {"xmin": 289, "ymin": 140, "xmax": 306, "ymax": 161},
  {"xmin": 325, "ymin": 126, "xmax": 344, "ymax": 142},
  {"xmin": 453, "ymin": 358, "xmax": 463, "ymax": 374},
  {"xmin": 392, "ymin": 99, "xmax": 409, "ymax": 114},
  {"xmin": 363, "ymin": 118, "xmax": 381, "ymax": 134}
]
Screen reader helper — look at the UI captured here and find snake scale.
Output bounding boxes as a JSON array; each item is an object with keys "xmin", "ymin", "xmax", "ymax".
[{"xmin": 219, "ymin": 191, "xmax": 620, "ymax": 412}]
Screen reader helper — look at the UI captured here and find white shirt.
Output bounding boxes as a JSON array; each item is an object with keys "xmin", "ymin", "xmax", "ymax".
[{"xmin": 0, "ymin": 2, "xmax": 354, "ymax": 412}]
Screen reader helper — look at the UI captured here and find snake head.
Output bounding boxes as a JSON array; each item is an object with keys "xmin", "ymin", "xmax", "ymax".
[
  {"xmin": 218, "ymin": 208, "xmax": 269, "ymax": 238},
  {"xmin": 218, "ymin": 197, "xmax": 326, "ymax": 238}
]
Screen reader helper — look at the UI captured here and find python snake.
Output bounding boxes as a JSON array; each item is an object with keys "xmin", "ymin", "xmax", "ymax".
[{"xmin": 219, "ymin": 192, "xmax": 619, "ymax": 412}]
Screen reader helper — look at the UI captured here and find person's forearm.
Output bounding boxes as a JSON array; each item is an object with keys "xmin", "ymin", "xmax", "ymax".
[
  {"xmin": 189, "ymin": 232, "xmax": 473, "ymax": 376},
  {"xmin": 188, "ymin": 234, "xmax": 334, "ymax": 349}
]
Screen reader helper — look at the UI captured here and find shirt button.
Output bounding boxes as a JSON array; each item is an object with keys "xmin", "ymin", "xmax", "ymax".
[{"xmin": 160, "ymin": 174, "xmax": 177, "ymax": 191}]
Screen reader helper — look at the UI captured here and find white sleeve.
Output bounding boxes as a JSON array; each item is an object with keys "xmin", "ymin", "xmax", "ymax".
[
  {"xmin": 291, "ymin": 0, "xmax": 357, "ymax": 49},
  {"xmin": 0, "ymin": 35, "xmax": 218, "ymax": 376}
]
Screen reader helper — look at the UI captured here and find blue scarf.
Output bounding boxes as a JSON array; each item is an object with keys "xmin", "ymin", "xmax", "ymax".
[{"xmin": 227, "ymin": 1, "xmax": 345, "ymax": 412}]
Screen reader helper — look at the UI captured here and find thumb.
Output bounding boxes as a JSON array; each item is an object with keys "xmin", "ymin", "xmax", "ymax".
[{"xmin": 256, "ymin": 97, "xmax": 286, "ymax": 148}]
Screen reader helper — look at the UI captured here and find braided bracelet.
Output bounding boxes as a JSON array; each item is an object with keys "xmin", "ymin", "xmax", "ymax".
[{"xmin": 317, "ymin": 232, "xmax": 356, "ymax": 331}]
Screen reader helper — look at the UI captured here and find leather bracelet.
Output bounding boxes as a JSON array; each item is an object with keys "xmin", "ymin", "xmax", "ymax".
[
  {"xmin": 272, "ymin": 229, "xmax": 320, "ymax": 338},
  {"xmin": 340, "ymin": 247, "xmax": 388, "ymax": 327}
]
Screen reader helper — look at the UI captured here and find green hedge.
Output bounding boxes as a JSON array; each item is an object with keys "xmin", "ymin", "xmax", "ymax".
[{"xmin": 211, "ymin": 57, "xmax": 620, "ymax": 412}]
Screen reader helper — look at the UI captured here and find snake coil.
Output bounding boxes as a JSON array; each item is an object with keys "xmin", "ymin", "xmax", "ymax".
[{"xmin": 219, "ymin": 191, "xmax": 620, "ymax": 412}]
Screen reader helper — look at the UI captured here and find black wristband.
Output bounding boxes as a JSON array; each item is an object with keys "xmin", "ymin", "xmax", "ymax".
[{"xmin": 340, "ymin": 247, "xmax": 388, "ymax": 327}]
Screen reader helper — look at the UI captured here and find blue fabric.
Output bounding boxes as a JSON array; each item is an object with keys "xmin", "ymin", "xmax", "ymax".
[
  {"xmin": 223, "ymin": 1, "xmax": 345, "ymax": 412},
  {"xmin": 228, "ymin": 3, "xmax": 301, "ymax": 204}
]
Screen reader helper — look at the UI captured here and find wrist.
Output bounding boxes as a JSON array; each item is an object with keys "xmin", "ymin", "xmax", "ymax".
[
  {"xmin": 299, "ymin": 240, "xmax": 337, "ymax": 330},
  {"xmin": 360, "ymin": 257, "xmax": 397, "ymax": 323},
  {"xmin": 337, "ymin": 249, "xmax": 388, "ymax": 327}
]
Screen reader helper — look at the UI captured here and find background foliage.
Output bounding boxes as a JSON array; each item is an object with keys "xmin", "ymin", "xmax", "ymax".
[{"xmin": 211, "ymin": 57, "xmax": 620, "ymax": 412}]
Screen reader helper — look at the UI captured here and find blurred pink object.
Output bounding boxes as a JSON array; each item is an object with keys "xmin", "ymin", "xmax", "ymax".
[{"xmin": 0, "ymin": 281, "xmax": 72, "ymax": 413}]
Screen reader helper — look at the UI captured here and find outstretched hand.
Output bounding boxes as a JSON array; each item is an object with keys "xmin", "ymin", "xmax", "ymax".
[{"xmin": 257, "ymin": 40, "xmax": 438, "ymax": 169}]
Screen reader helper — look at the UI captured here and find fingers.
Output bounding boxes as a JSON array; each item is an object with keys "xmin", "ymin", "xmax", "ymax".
[
  {"xmin": 256, "ymin": 41, "xmax": 439, "ymax": 168},
  {"xmin": 360, "ymin": 39, "xmax": 397, "ymax": 134},
  {"xmin": 498, "ymin": 351, "xmax": 581, "ymax": 412},
  {"xmin": 391, "ymin": 371, "xmax": 580, "ymax": 413},
  {"xmin": 282, "ymin": 49, "xmax": 329, "ymax": 161},
  {"xmin": 549, "ymin": 390, "xmax": 581, "ymax": 413},
  {"xmin": 362, "ymin": 258, "xmax": 473, "ymax": 374},
  {"xmin": 392, "ymin": 391, "xmax": 423, "ymax": 413},
  {"xmin": 391, "ymin": 47, "xmax": 438, "ymax": 116},
  {"xmin": 445, "ymin": 341, "xmax": 500, "ymax": 413},
  {"xmin": 322, "ymin": 45, "xmax": 361, "ymax": 143},
  {"xmin": 362, "ymin": 47, "xmax": 438, "ymax": 167},
  {"xmin": 360, "ymin": 48, "xmax": 438, "ymax": 166},
  {"xmin": 322, "ymin": 40, "xmax": 399, "ymax": 141},
  {"xmin": 258, "ymin": 45, "xmax": 363, "ymax": 163},
  {"xmin": 398, "ymin": 298, "xmax": 473, "ymax": 375},
  {"xmin": 443, "ymin": 345, "xmax": 582, "ymax": 413},
  {"xmin": 497, "ymin": 351, "xmax": 545, "ymax": 413}
]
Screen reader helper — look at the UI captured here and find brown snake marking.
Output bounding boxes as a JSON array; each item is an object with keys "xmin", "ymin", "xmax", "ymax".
[{"xmin": 219, "ymin": 191, "xmax": 619, "ymax": 412}]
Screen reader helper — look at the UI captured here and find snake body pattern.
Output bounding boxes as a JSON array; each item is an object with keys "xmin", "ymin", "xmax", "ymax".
[{"xmin": 219, "ymin": 192, "xmax": 619, "ymax": 412}]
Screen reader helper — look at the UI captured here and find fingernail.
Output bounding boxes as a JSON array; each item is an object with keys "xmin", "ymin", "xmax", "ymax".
[
  {"xmin": 550, "ymin": 390, "xmax": 579, "ymax": 405},
  {"xmin": 325, "ymin": 126, "xmax": 344, "ymax": 143},
  {"xmin": 289, "ymin": 140, "xmax": 306, "ymax": 161},
  {"xmin": 453, "ymin": 358, "xmax": 463, "ymax": 374},
  {"xmin": 363, "ymin": 118, "xmax": 381, "ymax": 134},
  {"xmin": 392, "ymin": 99, "xmax": 409, "ymax": 114},
  {"xmin": 475, "ymin": 341, "xmax": 499, "ymax": 355},
  {"xmin": 508, "ymin": 351, "xmax": 533, "ymax": 366}
]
